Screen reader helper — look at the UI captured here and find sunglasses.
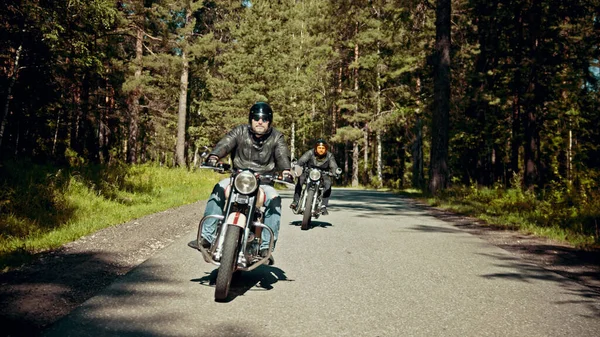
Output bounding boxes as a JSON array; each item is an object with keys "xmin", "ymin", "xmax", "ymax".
[{"xmin": 251, "ymin": 114, "xmax": 271, "ymax": 122}]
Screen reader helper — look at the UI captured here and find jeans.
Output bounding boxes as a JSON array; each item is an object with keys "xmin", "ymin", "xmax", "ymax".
[{"xmin": 201, "ymin": 178, "xmax": 282, "ymax": 251}]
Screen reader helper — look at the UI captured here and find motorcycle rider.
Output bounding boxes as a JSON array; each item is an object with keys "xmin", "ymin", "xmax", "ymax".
[
  {"xmin": 290, "ymin": 138, "xmax": 339, "ymax": 215},
  {"xmin": 198, "ymin": 102, "xmax": 293, "ymax": 258}
]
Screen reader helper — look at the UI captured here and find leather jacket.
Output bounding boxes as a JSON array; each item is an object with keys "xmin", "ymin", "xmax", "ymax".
[
  {"xmin": 296, "ymin": 150, "xmax": 339, "ymax": 176},
  {"xmin": 210, "ymin": 125, "xmax": 291, "ymax": 175}
]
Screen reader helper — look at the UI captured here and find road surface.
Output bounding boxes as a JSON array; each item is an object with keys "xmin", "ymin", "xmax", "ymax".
[{"xmin": 43, "ymin": 189, "xmax": 600, "ymax": 336}]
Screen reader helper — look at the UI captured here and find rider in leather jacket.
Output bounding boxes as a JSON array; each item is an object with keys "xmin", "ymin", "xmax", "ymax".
[
  {"xmin": 201, "ymin": 102, "xmax": 292, "ymax": 258},
  {"xmin": 290, "ymin": 138, "xmax": 339, "ymax": 214}
]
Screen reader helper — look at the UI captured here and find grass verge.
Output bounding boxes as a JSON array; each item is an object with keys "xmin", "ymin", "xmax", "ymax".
[
  {"xmin": 393, "ymin": 185, "xmax": 599, "ymax": 249},
  {"xmin": 0, "ymin": 160, "xmax": 220, "ymax": 271}
]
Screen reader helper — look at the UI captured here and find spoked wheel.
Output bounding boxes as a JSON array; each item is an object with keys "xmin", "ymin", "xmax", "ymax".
[
  {"xmin": 215, "ymin": 226, "xmax": 242, "ymax": 301},
  {"xmin": 301, "ymin": 190, "xmax": 314, "ymax": 230}
]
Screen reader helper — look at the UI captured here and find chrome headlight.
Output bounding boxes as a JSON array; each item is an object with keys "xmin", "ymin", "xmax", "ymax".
[
  {"xmin": 308, "ymin": 169, "xmax": 321, "ymax": 181},
  {"xmin": 233, "ymin": 171, "xmax": 258, "ymax": 194}
]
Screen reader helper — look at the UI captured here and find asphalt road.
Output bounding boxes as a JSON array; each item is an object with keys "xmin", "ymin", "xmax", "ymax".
[{"xmin": 43, "ymin": 189, "xmax": 600, "ymax": 337}]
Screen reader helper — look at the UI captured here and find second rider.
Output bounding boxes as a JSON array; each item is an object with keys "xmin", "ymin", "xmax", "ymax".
[{"xmin": 290, "ymin": 138, "xmax": 339, "ymax": 215}]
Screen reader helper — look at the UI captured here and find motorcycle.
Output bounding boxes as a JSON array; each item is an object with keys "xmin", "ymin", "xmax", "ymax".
[
  {"xmin": 292, "ymin": 165, "xmax": 343, "ymax": 230},
  {"xmin": 189, "ymin": 162, "xmax": 293, "ymax": 301}
]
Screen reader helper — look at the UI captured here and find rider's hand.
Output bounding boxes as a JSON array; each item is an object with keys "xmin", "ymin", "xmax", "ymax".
[
  {"xmin": 207, "ymin": 155, "xmax": 219, "ymax": 167},
  {"xmin": 282, "ymin": 170, "xmax": 293, "ymax": 183}
]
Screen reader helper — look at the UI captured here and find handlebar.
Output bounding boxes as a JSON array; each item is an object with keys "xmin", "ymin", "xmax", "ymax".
[
  {"xmin": 198, "ymin": 164, "xmax": 295, "ymax": 188},
  {"xmin": 199, "ymin": 163, "xmax": 230, "ymax": 173},
  {"xmin": 270, "ymin": 178, "xmax": 295, "ymax": 188},
  {"xmin": 300, "ymin": 166, "xmax": 342, "ymax": 178}
]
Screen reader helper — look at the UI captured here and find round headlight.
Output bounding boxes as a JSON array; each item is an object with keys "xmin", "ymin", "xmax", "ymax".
[
  {"xmin": 234, "ymin": 171, "xmax": 258, "ymax": 194},
  {"xmin": 308, "ymin": 169, "xmax": 321, "ymax": 181}
]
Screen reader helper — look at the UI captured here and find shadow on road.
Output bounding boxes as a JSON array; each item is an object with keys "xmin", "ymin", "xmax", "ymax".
[
  {"xmin": 288, "ymin": 220, "xmax": 332, "ymax": 229},
  {"xmin": 281, "ymin": 189, "xmax": 427, "ymax": 218},
  {"xmin": 3, "ymin": 188, "xmax": 599, "ymax": 335},
  {"xmin": 36, "ymin": 255, "xmax": 280, "ymax": 337},
  {"xmin": 191, "ymin": 264, "xmax": 291, "ymax": 303},
  {"xmin": 0, "ymin": 250, "xmax": 137, "ymax": 337},
  {"xmin": 479, "ymin": 251, "xmax": 600, "ymax": 318},
  {"xmin": 304, "ymin": 188, "xmax": 600, "ymax": 319}
]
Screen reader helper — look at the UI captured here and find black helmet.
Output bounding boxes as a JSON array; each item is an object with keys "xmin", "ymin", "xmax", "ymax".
[
  {"xmin": 314, "ymin": 138, "xmax": 328, "ymax": 158},
  {"xmin": 249, "ymin": 102, "xmax": 273, "ymax": 124}
]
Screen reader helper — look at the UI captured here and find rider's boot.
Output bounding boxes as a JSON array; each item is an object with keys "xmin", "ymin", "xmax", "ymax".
[
  {"xmin": 321, "ymin": 197, "xmax": 329, "ymax": 215},
  {"xmin": 187, "ymin": 237, "xmax": 211, "ymax": 250},
  {"xmin": 289, "ymin": 200, "xmax": 298, "ymax": 210}
]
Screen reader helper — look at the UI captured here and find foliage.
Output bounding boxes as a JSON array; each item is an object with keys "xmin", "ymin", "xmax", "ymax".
[
  {"xmin": 431, "ymin": 180, "xmax": 600, "ymax": 248},
  {"xmin": 0, "ymin": 159, "xmax": 219, "ymax": 271},
  {"xmin": 1, "ymin": 0, "xmax": 600, "ymax": 248}
]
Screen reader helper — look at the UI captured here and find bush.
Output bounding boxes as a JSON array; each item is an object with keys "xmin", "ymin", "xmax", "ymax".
[{"xmin": 428, "ymin": 176, "xmax": 599, "ymax": 248}]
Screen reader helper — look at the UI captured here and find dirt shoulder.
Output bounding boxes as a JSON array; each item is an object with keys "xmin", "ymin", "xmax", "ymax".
[
  {"xmin": 404, "ymin": 198, "xmax": 600, "ymax": 291},
  {"xmin": 1, "ymin": 197, "xmax": 599, "ymax": 337},
  {"xmin": 0, "ymin": 201, "xmax": 206, "ymax": 337}
]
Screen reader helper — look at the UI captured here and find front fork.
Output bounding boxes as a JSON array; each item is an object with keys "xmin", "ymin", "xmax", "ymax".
[
  {"xmin": 300, "ymin": 183, "xmax": 321, "ymax": 215},
  {"xmin": 195, "ymin": 214, "xmax": 274, "ymax": 271}
]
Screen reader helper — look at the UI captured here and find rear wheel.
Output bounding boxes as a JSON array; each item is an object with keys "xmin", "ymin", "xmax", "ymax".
[
  {"xmin": 215, "ymin": 225, "xmax": 242, "ymax": 301},
  {"xmin": 301, "ymin": 189, "xmax": 315, "ymax": 230}
]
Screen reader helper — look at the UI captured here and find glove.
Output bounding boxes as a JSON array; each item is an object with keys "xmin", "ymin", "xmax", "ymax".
[
  {"xmin": 282, "ymin": 170, "xmax": 294, "ymax": 184},
  {"xmin": 207, "ymin": 155, "xmax": 219, "ymax": 167}
]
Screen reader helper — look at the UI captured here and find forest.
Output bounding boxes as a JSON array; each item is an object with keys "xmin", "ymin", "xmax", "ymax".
[{"xmin": 1, "ymin": 1, "xmax": 600, "ymax": 245}]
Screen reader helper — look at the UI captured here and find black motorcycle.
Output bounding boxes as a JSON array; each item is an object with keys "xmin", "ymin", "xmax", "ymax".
[
  {"xmin": 189, "ymin": 163, "xmax": 292, "ymax": 301},
  {"xmin": 292, "ymin": 166, "xmax": 342, "ymax": 230}
]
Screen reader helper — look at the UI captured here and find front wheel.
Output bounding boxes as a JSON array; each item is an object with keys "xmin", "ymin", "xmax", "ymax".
[
  {"xmin": 301, "ymin": 189, "xmax": 315, "ymax": 230},
  {"xmin": 215, "ymin": 225, "xmax": 242, "ymax": 301}
]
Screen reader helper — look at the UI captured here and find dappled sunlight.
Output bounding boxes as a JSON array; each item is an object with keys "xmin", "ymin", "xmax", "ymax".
[
  {"xmin": 403, "ymin": 224, "xmax": 465, "ymax": 234},
  {"xmin": 1, "ymin": 250, "xmax": 170, "ymax": 337},
  {"xmin": 283, "ymin": 189, "xmax": 432, "ymax": 218},
  {"xmin": 477, "ymin": 252, "xmax": 600, "ymax": 318}
]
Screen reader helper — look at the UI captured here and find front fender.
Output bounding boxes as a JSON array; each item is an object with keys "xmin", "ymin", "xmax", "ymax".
[{"xmin": 226, "ymin": 211, "xmax": 247, "ymax": 229}]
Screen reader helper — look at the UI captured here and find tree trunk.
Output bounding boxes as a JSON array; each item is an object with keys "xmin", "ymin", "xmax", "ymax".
[
  {"xmin": 0, "ymin": 44, "xmax": 22, "ymax": 152},
  {"xmin": 344, "ymin": 142, "xmax": 349, "ymax": 185},
  {"xmin": 376, "ymin": 131, "xmax": 382, "ymax": 187},
  {"xmin": 291, "ymin": 121, "xmax": 295, "ymax": 161},
  {"xmin": 413, "ymin": 77, "xmax": 425, "ymax": 189},
  {"xmin": 363, "ymin": 124, "xmax": 369, "ymax": 183},
  {"xmin": 523, "ymin": 5, "xmax": 541, "ymax": 190},
  {"xmin": 567, "ymin": 129, "xmax": 572, "ymax": 184},
  {"xmin": 127, "ymin": 26, "xmax": 143, "ymax": 164},
  {"xmin": 71, "ymin": 84, "xmax": 82, "ymax": 154},
  {"xmin": 98, "ymin": 80, "xmax": 112, "ymax": 164},
  {"xmin": 524, "ymin": 90, "xmax": 538, "ymax": 189},
  {"xmin": 510, "ymin": 1, "xmax": 524, "ymax": 184},
  {"xmin": 175, "ymin": 51, "xmax": 189, "ymax": 167},
  {"xmin": 333, "ymin": 51, "xmax": 342, "ymax": 134},
  {"xmin": 352, "ymin": 141, "xmax": 359, "ymax": 187},
  {"xmin": 412, "ymin": 117, "xmax": 424, "ymax": 189},
  {"xmin": 429, "ymin": 0, "xmax": 451, "ymax": 195},
  {"xmin": 52, "ymin": 114, "xmax": 60, "ymax": 156},
  {"xmin": 375, "ymin": 35, "xmax": 383, "ymax": 189},
  {"xmin": 81, "ymin": 74, "xmax": 93, "ymax": 161},
  {"xmin": 353, "ymin": 34, "xmax": 360, "ymax": 188}
]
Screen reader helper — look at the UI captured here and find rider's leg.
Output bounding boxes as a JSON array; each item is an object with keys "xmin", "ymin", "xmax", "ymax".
[
  {"xmin": 292, "ymin": 174, "xmax": 305, "ymax": 204},
  {"xmin": 201, "ymin": 178, "xmax": 229, "ymax": 243},
  {"xmin": 261, "ymin": 185, "xmax": 281, "ymax": 251},
  {"xmin": 322, "ymin": 176, "xmax": 332, "ymax": 207}
]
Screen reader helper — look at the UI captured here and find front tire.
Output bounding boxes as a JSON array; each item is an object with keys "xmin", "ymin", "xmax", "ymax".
[
  {"xmin": 301, "ymin": 189, "xmax": 315, "ymax": 230},
  {"xmin": 215, "ymin": 225, "xmax": 242, "ymax": 301}
]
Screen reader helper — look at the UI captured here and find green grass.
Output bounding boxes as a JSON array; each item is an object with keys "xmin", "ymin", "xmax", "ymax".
[
  {"xmin": 0, "ymin": 160, "xmax": 220, "ymax": 271},
  {"xmin": 397, "ymin": 184, "xmax": 600, "ymax": 249}
]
